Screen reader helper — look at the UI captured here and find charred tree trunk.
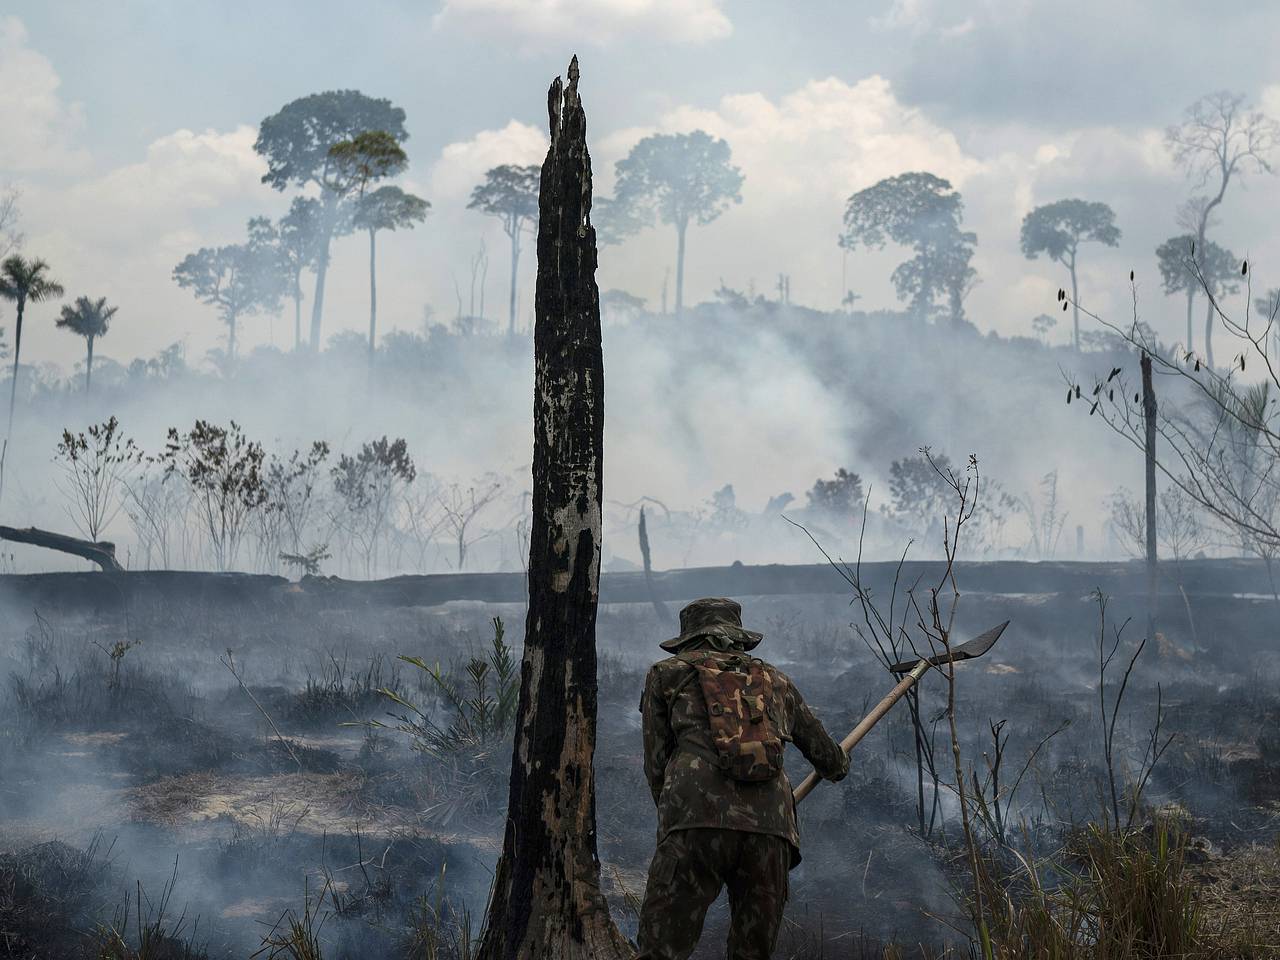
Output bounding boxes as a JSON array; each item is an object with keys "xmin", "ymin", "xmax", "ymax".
[
  {"xmin": 1184, "ymin": 288, "xmax": 1194, "ymax": 353},
  {"xmin": 638, "ymin": 506, "xmax": 670, "ymax": 624},
  {"xmin": 477, "ymin": 57, "xmax": 632, "ymax": 960},
  {"xmin": 0, "ymin": 525, "xmax": 123, "ymax": 571},
  {"xmin": 1141, "ymin": 351, "xmax": 1158, "ymax": 638}
]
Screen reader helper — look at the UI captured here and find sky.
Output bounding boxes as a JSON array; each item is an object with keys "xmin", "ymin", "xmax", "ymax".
[{"xmin": 5, "ymin": 0, "xmax": 1280, "ymax": 369}]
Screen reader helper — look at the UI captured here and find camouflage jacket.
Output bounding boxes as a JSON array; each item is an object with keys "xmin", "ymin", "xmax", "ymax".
[{"xmin": 640, "ymin": 644, "xmax": 849, "ymax": 865}]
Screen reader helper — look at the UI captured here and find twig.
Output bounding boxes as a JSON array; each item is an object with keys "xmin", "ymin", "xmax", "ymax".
[{"xmin": 220, "ymin": 648, "xmax": 303, "ymax": 770}]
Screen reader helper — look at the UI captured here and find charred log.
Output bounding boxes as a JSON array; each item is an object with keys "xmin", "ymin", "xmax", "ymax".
[
  {"xmin": 0, "ymin": 525, "xmax": 123, "ymax": 572},
  {"xmin": 477, "ymin": 58, "xmax": 632, "ymax": 959}
]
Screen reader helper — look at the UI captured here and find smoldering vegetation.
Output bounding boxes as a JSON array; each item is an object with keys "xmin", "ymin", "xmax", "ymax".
[
  {"xmin": 0, "ymin": 300, "xmax": 1189, "ymax": 581},
  {"xmin": 3, "ymin": 37, "xmax": 1280, "ymax": 957},
  {"xmin": 0, "ymin": 567, "xmax": 1276, "ymax": 958}
]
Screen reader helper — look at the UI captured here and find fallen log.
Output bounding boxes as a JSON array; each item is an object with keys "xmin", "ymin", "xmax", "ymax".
[{"xmin": 0, "ymin": 525, "xmax": 123, "ymax": 572}]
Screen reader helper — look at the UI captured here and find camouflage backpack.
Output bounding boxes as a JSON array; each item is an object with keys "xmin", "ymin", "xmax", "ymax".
[{"xmin": 677, "ymin": 651, "xmax": 785, "ymax": 782}]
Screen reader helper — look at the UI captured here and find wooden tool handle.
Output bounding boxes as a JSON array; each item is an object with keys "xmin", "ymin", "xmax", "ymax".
[{"xmin": 792, "ymin": 660, "xmax": 928, "ymax": 805}]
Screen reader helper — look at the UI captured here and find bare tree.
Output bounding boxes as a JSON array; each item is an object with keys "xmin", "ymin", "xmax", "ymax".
[
  {"xmin": 477, "ymin": 56, "xmax": 632, "ymax": 959},
  {"xmin": 1066, "ymin": 266, "xmax": 1280, "ymax": 574},
  {"xmin": 1166, "ymin": 92, "xmax": 1279, "ymax": 367},
  {"xmin": 1017, "ymin": 469, "xmax": 1068, "ymax": 559},
  {"xmin": 330, "ymin": 437, "xmax": 414, "ymax": 578},
  {"xmin": 438, "ymin": 476, "xmax": 503, "ymax": 570},
  {"xmin": 124, "ymin": 465, "xmax": 190, "ymax": 570},
  {"xmin": 400, "ymin": 475, "xmax": 447, "ymax": 572},
  {"xmin": 1108, "ymin": 485, "xmax": 1209, "ymax": 562},
  {"xmin": 263, "ymin": 441, "xmax": 330, "ymax": 568}
]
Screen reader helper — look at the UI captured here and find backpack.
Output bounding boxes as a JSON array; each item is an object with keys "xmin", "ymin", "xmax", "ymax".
[{"xmin": 677, "ymin": 651, "xmax": 785, "ymax": 782}]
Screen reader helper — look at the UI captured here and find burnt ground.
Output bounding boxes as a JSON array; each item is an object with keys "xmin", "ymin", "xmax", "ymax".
[{"xmin": 0, "ymin": 572, "xmax": 1278, "ymax": 957}]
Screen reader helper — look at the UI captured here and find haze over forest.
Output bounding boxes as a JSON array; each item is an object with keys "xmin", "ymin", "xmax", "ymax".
[{"xmin": 3, "ymin": 0, "xmax": 1280, "ymax": 574}]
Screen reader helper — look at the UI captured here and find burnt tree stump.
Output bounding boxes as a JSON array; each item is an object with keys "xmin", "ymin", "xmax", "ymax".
[{"xmin": 477, "ymin": 58, "xmax": 633, "ymax": 960}]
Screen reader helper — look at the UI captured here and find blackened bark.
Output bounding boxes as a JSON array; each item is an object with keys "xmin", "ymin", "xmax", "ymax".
[
  {"xmin": 477, "ymin": 58, "xmax": 632, "ymax": 960},
  {"xmin": 1141, "ymin": 351, "xmax": 1158, "ymax": 638},
  {"xmin": 639, "ymin": 506, "xmax": 671, "ymax": 624},
  {"xmin": 0, "ymin": 525, "xmax": 123, "ymax": 572}
]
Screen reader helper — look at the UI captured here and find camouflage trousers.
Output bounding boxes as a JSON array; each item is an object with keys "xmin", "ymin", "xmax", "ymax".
[{"xmin": 635, "ymin": 827, "xmax": 791, "ymax": 960}]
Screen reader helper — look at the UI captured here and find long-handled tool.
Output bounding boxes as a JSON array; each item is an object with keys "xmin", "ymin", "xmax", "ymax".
[{"xmin": 792, "ymin": 620, "xmax": 1009, "ymax": 804}]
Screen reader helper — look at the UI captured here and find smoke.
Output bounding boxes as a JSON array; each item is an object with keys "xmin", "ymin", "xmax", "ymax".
[{"xmin": 0, "ymin": 289, "xmax": 1159, "ymax": 576}]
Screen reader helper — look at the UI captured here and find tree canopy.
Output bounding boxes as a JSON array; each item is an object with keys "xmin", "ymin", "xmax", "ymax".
[
  {"xmin": 1020, "ymin": 199, "xmax": 1120, "ymax": 263},
  {"xmin": 56, "ymin": 295, "xmax": 117, "ymax": 392},
  {"xmin": 328, "ymin": 130, "xmax": 408, "ymax": 197},
  {"xmin": 172, "ymin": 237, "xmax": 284, "ymax": 358},
  {"xmin": 840, "ymin": 172, "xmax": 977, "ymax": 322},
  {"xmin": 354, "ymin": 185, "xmax": 430, "ymax": 235},
  {"xmin": 254, "ymin": 91, "xmax": 408, "ymax": 193},
  {"xmin": 0, "ymin": 255, "xmax": 63, "ymax": 312},
  {"xmin": 468, "ymin": 164, "xmax": 540, "ymax": 235},
  {"xmin": 56, "ymin": 295, "xmax": 116, "ymax": 343},
  {"xmin": 1155, "ymin": 234, "xmax": 1239, "ymax": 297},
  {"xmin": 611, "ymin": 130, "xmax": 743, "ymax": 234}
]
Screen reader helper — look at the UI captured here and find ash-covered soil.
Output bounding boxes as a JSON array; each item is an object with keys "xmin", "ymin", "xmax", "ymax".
[{"xmin": 0, "ymin": 584, "xmax": 1277, "ymax": 957}]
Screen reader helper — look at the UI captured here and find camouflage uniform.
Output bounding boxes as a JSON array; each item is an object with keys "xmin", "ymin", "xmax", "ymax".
[{"xmin": 635, "ymin": 598, "xmax": 849, "ymax": 960}]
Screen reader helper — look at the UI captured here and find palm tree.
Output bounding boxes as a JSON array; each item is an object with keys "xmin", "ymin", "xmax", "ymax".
[
  {"xmin": 0, "ymin": 255, "xmax": 64, "ymax": 431},
  {"xmin": 56, "ymin": 296, "xmax": 117, "ymax": 393}
]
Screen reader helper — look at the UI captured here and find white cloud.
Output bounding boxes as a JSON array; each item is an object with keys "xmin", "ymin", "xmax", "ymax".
[
  {"xmin": 21, "ymin": 125, "xmax": 272, "ymax": 363},
  {"xmin": 0, "ymin": 17, "xmax": 89, "ymax": 174},
  {"xmin": 433, "ymin": 0, "xmax": 731, "ymax": 46},
  {"xmin": 589, "ymin": 72, "xmax": 1225, "ymax": 348},
  {"xmin": 594, "ymin": 75, "xmax": 990, "ymax": 311},
  {"xmin": 429, "ymin": 120, "xmax": 548, "ymax": 202}
]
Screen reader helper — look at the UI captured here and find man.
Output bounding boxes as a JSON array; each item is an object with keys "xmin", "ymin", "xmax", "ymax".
[{"xmin": 635, "ymin": 597, "xmax": 850, "ymax": 960}]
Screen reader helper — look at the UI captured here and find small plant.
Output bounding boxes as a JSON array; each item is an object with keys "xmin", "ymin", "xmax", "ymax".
[
  {"xmin": 94, "ymin": 863, "xmax": 207, "ymax": 960},
  {"xmin": 289, "ymin": 652, "xmax": 401, "ymax": 722},
  {"xmin": 979, "ymin": 824, "xmax": 1205, "ymax": 959},
  {"xmin": 253, "ymin": 878, "xmax": 330, "ymax": 960},
  {"xmin": 405, "ymin": 864, "xmax": 478, "ymax": 960},
  {"xmin": 365, "ymin": 617, "xmax": 518, "ymax": 760},
  {"xmin": 280, "ymin": 543, "xmax": 332, "ymax": 577},
  {"xmin": 91, "ymin": 636, "xmax": 143, "ymax": 691}
]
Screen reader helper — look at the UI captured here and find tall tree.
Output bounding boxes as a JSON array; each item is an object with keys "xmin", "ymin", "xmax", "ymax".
[
  {"xmin": 610, "ymin": 130, "xmax": 743, "ymax": 314},
  {"xmin": 327, "ymin": 129, "xmax": 408, "ymax": 197},
  {"xmin": 0, "ymin": 255, "xmax": 64, "ymax": 434},
  {"xmin": 478, "ymin": 57, "xmax": 631, "ymax": 960},
  {"xmin": 172, "ymin": 234, "xmax": 283, "ymax": 363},
  {"xmin": 1166, "ymin": 91, "xmax": 1278, "ymax": 368},
  {"xmin": 353, "ymin": 185, "xmax": 429, "ymax": 371},
  {"xmin": 277, "ymin": 197, "xmax": 323, "ymax": 351},
  {"xmin": 1156, "ymin": 234, "xmax": 1240, "ymax": 351},
  {"xmin": 1020, "ymin": 199, "xmax": 1121, "ymax": 351},
  {"xmin": 469, "ymin": 164, "xmax": 541, "ymax": 337},
  {"xmin": 254, "ymin": 92, "xmax": 408, "ymax": 350},
  {"xmin": 56, "ymin": 295, "xmax": 117, "ymax": 393},
  {"xmin": 841, "ymin": 172, "xmax": 977, "ymax": 324}
]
